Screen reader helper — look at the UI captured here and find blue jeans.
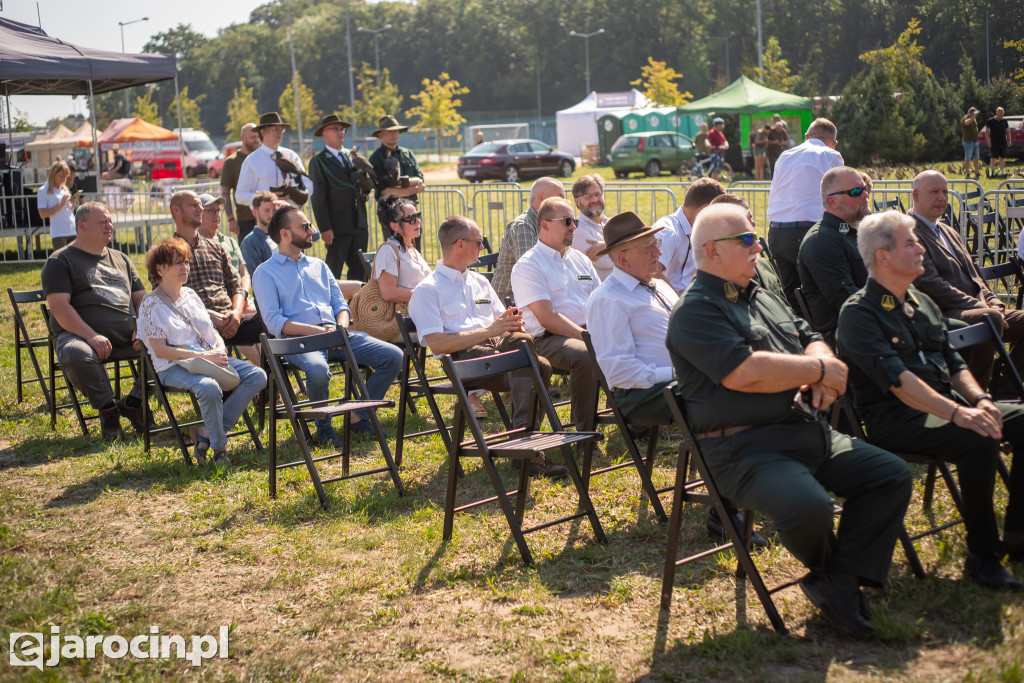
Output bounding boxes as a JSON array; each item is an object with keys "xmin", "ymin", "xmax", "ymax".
[
  {"xmin": 963, "ymin": 140, "xmax": 980, "ymax": 160},
  {"xmin": 158, "ymin": 357, "xmax": 267, "ymax": 450},
  {"xmin": 286, "ymin": 331, "xmax": 402, "ymax": 430}
]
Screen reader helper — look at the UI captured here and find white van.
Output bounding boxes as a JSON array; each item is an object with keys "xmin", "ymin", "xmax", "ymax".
[{"xmin": 174, "ymin": 128, "xmax": 219, "ymax": 177}]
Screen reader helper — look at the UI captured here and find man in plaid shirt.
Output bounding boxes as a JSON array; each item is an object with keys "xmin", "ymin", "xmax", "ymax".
[
  {"xmin": 491, "ymin": 177, "xmax": 566, "ymax": 304},
  {"xmin": 170, "ymin": 190, "xmax": 262, "ymax": 363}
]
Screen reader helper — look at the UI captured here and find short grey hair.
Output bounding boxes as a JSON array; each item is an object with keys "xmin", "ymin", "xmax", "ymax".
[
  {"xmin": 75, "ymin": 201, "xmax": 108, "ymax": 229},
  {"xmin": 820, "ymin": 166, "xmax": 860, "ymax": 205},
  {"xmin": 857, "ymin": 210, "xmax": 915, "ymax": 275}
]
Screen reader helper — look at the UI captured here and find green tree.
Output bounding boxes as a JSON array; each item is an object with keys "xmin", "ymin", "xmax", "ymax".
[
  {"xmin": 132, "ymin": 87, "xmax": 163, "ymax": 127},
  {"xmin": 342, "ymin": 63, "xmax": 404, "ymax": 129},
  {"xmin": 225, "ymin": 77, "xmax": 260, "ymax": 137},
  {"xmin": 87, "ymin": 92, "xmax": 121, "ymax": 131},
  {"xmin": 630, "ymin": 58, "xmax": 692, "ymax": 106},
  {"xmin": 170, "ymin": 86, "xmax": 206, "ymax": 131},
  {"xmin": 744, "ymin": 37, "xmax": 796, "ymax": 92},
  {"xmin": 278, "ymin": 73, "xmax": 321, "ymax": 144},
  {"xmin": 10, "ymin": 108, "xmax": 33, "ymax": 132},
  {"xmin": 407, "ymin": 73, "xmax": 469, "ymax": 161},
  {"xmin": 1006, "ymin": 39, "xmax": 1024, "ymax": 82},
  {"xmin": 143, "ymin": 24, "xmax": 208, "ymax": 62}
]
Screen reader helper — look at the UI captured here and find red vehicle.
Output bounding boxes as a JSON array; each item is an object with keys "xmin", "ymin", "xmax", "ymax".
[
  {"xmin": 457, "ymin": 139, "xmax": 575, "ymax": 183},
  {"xmin": 978, "ymin": 115, "xmax": 1024, "ymax": 159},
  {"xmin": 206, "ymin": 142, "xmax": 243, "ymax": 178}
]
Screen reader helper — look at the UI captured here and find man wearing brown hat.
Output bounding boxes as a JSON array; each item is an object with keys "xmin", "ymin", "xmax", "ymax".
[
  {"xmin": 309, "ymin": 114, "xmax": 375, "ymax": 280},
  {"xmin": 235, "ymin": 112, "xmax": 313, "ymax": 211},
  {"xmin": 368, "ymin": 114, "xmax": 425, "ymax": 203}
]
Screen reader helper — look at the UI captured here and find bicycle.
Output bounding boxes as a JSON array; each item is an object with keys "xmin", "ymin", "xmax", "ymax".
[{"xmin": 679, "ymin": 152, "xmax": 734, "ymax": 185}]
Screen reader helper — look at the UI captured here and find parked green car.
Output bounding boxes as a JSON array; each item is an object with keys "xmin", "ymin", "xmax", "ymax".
[{"xmin": 609, "ymin": 132, "xmax": 696, "ymax": 178}]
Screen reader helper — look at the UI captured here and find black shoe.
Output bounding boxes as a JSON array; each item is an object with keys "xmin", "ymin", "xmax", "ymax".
[
  {"xmin": 117, "ymin": 398, "xmax": 154, "ymax": 433},
  {"xmin": 316, "ymin": 426, "xmax": 344, "ymax": 449},
  {"xmin": 707, "ymin": 507, "xmax": 771, "ymax": 549},
  {"xmin": 350, "ymin": 419, "xmax": 376, "ymax": 438},
  {"xmin": 528, "ymin": 457, "xmax": 568, "ymax": 480},
  {"xmin": 212, "ymin": 450, "xmax": 232, "ymax": 469},
  {"xmin": 965, "ymin": 553, "xmax": 1024, "ymax": 592},
  {"xmin": 798, "ymin": 571, "xmax": 875, "ymax": 639},
  {"xmin": 99, "ymin": 405, "xmax": 123, "ymax": 441},
  {"xmin": 547, "ymin": 385, "xmax": 563, "ymax": 401}
]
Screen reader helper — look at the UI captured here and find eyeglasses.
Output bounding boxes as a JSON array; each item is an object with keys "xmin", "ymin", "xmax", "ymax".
[
  {"xmin": 293, "ymin": 222, "xmax": 315, "ymax": 233},
  {"xmin": 398, "ymin": 212, "xmax": 422, "ymax": 224},
  {"xmin": 624, "ymin": 238, "xmax": 662, "ymax": 252},
  {"xmin": 577, "ymin": 191, "xmax": 604, "ymax": 201},
  {"xmin": 827, "ymin": 186, "xmax": 868, "ymax": 198},
  {"xmin": 709, "ymin": 232, "xmax": 758, "ymax": 247},
  {"xmin": 453, "ymin": 237, "xmax": 484, "ymax": 247},
  {"xmin": 546, "ymin": 216, "xmax": 578, "ymax": 227}
]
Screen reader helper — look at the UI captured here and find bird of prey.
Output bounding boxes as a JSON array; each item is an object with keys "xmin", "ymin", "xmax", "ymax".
[
  {"xmin": 272, "ymin": 151, "xmax": 311, "ymax": 184},
  {"xmin": 349, "ymin": 147, "xmax": 376, "ymax": 177}
]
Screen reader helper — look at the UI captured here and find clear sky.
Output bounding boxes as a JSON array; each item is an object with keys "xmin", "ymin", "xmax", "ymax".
[{"xmin": 3, "ymin": 0, "xmax": 269, "ymax": 127}]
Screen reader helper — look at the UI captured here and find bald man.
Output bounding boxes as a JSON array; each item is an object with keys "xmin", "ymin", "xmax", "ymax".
[
  {"xmin": 908, "ymin": 170, "xmax": 1024, "ymax": 389},
  {"xmin": 492, "ymin": 177, "xmax": 567, "ymax": 304},
  {"xmin": 220, "ymin": 122, "xmax": 261, "ymax": 240},
  {"xmin": 668, "ymin": 204, "xmax": 912, "ymax": 639}
]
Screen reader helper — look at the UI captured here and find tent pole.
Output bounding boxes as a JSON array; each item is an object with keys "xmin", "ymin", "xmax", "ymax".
[
  {"xmin": 173, "ymin": 73, "xmax": 185, "ymax": 179},
  {"xmin": 88, "ymin": 79, "xmax": 103, "ymax": 197},
  {"xmin": 4, "ymin": 86, "xmax": 15, "ymax": 169}
]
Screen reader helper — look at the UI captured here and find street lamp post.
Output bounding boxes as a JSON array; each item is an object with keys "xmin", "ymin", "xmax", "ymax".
[
  {"xmin": 704, "ymin": 32, "xmax": 736, "ymax": 82},
  {"xmin": 119, "ymin": 17, "xmax": 149, "ymax": 117},
  {"xmin": 569, "ymin": 29, "xmax": 605, "ymax": 95},
  {"xmin": 357, "ymin": 24, "xmax": 393, "ymax": 86}
]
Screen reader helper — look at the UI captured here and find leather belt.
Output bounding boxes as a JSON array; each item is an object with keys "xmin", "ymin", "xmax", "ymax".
[
  {"xmin": 769, "ymin": 221, "xmax": 815, "ymax": 229},
  {"xmin": 697, "ymin": 425, "xmax": 755, "ymax": 440}
]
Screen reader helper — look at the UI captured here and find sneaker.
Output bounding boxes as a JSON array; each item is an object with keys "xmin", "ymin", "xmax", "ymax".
[
  {"xmin": 527, "ymin": 457, "xmax": 568, "ymax": 480},
  {"xmin": 798, "ymin": 571, "xmax": 875, "ymax": 639},
  {"xmin": 964, "ymin": 553, "xmax": 1024, "ymax": 592},
  {"xmin": 117, "ymin": 398, "xmax": 154, "ymax": 433},
  {"xmin": 706, "ymin": 507, "xmax": 772, "ymax": 549},
  {"xmin": 316, "ymin": 425, "xmax": 344, "ymax": 449},
  {"xmin": 99, "ymin": 405, "xmax": 122, "ymax": 441}
]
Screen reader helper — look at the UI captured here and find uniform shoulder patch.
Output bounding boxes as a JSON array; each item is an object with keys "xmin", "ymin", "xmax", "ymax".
[{"xmin": 881, "ymin": 294, "xmax": 897, "ymax": 311}]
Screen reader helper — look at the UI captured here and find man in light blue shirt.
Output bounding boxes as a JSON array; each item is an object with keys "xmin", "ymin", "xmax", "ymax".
[{"xmin": 252, "ymin": 205, "xmax": 402, "ymax": 447}]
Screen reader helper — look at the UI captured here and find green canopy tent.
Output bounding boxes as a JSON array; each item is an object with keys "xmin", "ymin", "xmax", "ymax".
[{"xmin": 676, "ymin": 76, "xmax": 813, "ymax": 154}]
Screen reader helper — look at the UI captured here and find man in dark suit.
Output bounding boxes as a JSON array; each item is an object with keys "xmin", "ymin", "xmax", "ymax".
[
  {"xmin": 308, "ymin": 114, "xmax": 374, "ymax": 280},
  {"xmin": 909, "ymin": 170, "xmax": 1024, "ymax": 388}
]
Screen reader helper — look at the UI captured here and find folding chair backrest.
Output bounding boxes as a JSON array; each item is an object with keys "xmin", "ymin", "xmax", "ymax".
[
  {"xmin": 948, "ymin": 318, "xmax": 1024, "ymax": 400},
  {"xmin": 792, "ymin": 287, "xmax": 817, "ymax": 328},
  {"xmin": 358, "ymin": 250, "xmax": 376, "ymax": 280},
  {"xmin": 8, "ymin": 288, "xmax": 52, "ymax": 404},
  {"xmin": 977, "ymin": 261, "xmax": 1020, "ymax": 282}
]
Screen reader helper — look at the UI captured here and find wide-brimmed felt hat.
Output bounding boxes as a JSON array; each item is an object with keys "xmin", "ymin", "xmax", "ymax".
[
  {"xmin": 314, "ymin": 113, "xmax": 352, "ymax": 137},
  {"xmin": 256, "ymin": 112, "xmax": 291, "ymax": 130},
  {"xmin": 597, "ymin": 211, "xmax": 664, "ymax": 257},
  {"xmin": 372, "ymin": 114, "xmax": 409, "ymax": 137}
]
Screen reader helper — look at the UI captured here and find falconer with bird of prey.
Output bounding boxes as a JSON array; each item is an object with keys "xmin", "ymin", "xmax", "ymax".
[{"xmin": 235, "ymin": 112, "xmax": 315, "ymax": 210}]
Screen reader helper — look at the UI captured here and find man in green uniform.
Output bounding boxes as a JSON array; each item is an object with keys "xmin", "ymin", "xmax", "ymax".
[
  {"xmin": 219, "ymin": 122, "xmax": 260, "ymax": 240},
  {"xmin": 368, "ymin": 115, "xmax": 425, "ymax": 204},
  {"xmin": 668, "ymin": 204, "xmax": 913, "ymax": 638},
  {"xmin": 837, "ymin": 210, "xmax": 1024, "ymax": 590}
]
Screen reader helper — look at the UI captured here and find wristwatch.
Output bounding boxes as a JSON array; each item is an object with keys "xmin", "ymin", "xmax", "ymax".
[{"xmin": 973, "ymin": 392, "xmax": 993, "ymax": 405}]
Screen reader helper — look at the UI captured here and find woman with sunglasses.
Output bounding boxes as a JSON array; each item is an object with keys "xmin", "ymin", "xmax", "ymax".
[{"xmin": 373, "ymin": 195, "xmax": 432, "ymax": 303}]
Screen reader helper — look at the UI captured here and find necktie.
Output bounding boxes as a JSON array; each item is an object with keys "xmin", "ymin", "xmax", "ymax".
[
  {"xmin": 336, "ymin": 150, "xmax": 350, "ymax": 168},
  {"xmin": 640, "ymin": 281, "xmax": 673, "ymax": 313}
]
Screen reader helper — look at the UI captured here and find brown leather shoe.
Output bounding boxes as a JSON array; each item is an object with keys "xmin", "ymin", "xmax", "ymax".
[
  {"xmin": 99, "ymin": 405, "xmax": 122, "ymax": 441},
  {"xmin": 117, "ymin": 398, "xmax": 153, "ymax": 433}
]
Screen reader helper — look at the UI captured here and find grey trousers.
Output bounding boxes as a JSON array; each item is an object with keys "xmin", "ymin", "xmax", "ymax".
[{"xmin": 56, "ymin": 332, "xmax": 141, "ymax": 409}]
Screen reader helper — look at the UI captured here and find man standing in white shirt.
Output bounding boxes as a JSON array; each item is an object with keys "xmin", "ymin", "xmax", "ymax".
[
  {"xmin": 235, "ymin": 112, "xmax": 314, "ymax": 210},
  {"xmin": 653, "ymin": 178, "xmax": 726, "ymax": 293},
  {"xmin": 512, "ymin": 198, "xmax": 600, "ymax": 433},
  {"xmin": 766, "ymin": 118, "xmax": 843, "ymax": 309},
  {"xmin": 409, "ymin": 216, "xmax": 561, "ymax": 477},
  {"xmin": 570, "ymin": 175, "xmax": 613, "ymax": 281}
]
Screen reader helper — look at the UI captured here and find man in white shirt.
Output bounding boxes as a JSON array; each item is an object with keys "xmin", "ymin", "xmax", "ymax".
[
  {"xmin": 235, "ymin": 112, "xmax": 314, "ymax": 210},
  {"xmin": 766, "ymin": 118, "xmax": 843, "ymax": 309},
  {"xmin": 409, "ymin": 216, "xmax": 561, "ymax": 476},
  {"xmin": 653, "ymin": 178, "xmax": 726, "ymax": 293},
  {"xmin": 512, "ymin": 198, "xmax": 600, "ymax": 433},
  {"xmin": 570, "ymin": 174, "xmax": 613, "ymax": 281},
  {"xmin": 492, "ymin": 177, "xmax": 566, "ymax": 303}
]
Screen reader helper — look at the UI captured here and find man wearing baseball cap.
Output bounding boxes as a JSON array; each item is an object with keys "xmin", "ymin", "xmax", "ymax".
[
  {"xmin": 706, "ymin": 118, "xmax": 729, "ymax": 180},
  {"xmin": 367, "ymin": 114, "xmax": 425, "ymax": 204},
  {"xmin": 198, "ymin": 193, "xmax": 249, "ymax": 297},
  {"xmin": 235, "ymin": 112, "xmax": 314, "ymax": 210}
]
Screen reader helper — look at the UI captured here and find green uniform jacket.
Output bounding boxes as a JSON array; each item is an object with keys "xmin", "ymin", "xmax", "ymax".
[
  {"xmin": 796, "ymin": 211, "xmax": 867, "ymax": 336},
  {"xmin": 368, "ymin": 145, "xmax": 424, "ymax": 202}
]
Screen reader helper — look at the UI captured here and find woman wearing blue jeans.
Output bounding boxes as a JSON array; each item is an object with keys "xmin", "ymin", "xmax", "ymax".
[{"xmin": 137, "ymin": 237, "xmax": 266, "ymax": 466}]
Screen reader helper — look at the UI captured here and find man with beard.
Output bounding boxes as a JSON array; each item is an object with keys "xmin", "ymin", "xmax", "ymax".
[
  {"xmin": 796, "ymin": 166, "xmax": 872, "ymax": 345},
  {"xmin": 570, "ymin": 175, "xmax": 613, "ymax": 281},
  {"xmin": 252, "ymin": 206, "xmax": 402, "ymax": 447},
  {"xmin": 220, "ymin": 122, "xmax": 260, "ymax": 240}
]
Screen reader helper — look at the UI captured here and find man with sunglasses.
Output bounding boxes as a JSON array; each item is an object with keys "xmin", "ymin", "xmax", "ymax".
[
  {"xmin": 796, "ymin": 166, "xmax": 871, "ymax": 345},
  {"xmin": 492, "ymin": 177, "xmax": 566, "ymax": 304},
  {"xmin": 669, "ymin": 204, "xmax": 913, "ymax": 638},
  {"xmin": 767, "ymin": 118, "xmax": 844, "ymax": 310},
  {"xmin": 511, "ymin": 198, "xmax": 600, "ymax": 435},
  {"xmin": 252, "ymin": 205, "xmax": 402, "ymax": 448},
  {"xmin": 908, "ymin": 170, "xmax": 1024, "ymax": 390}
]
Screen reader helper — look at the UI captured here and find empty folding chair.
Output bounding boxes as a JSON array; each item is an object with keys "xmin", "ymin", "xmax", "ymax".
[{"xmin": 9, "ymin": 288, "xmax": 53, "ymax": 407}]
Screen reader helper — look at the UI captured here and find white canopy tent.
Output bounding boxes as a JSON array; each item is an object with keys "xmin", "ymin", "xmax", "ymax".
[{"xmin": 555, "ymin": 89, "xmax": 652, "ymax": 157}]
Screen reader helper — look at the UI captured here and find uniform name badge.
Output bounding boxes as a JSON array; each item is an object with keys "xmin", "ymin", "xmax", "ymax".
[
  {"xmin": 475, "ymin": 298, "xmax": 491, "ymax": 305},
  {"xmin": 577, "ymin": 274, "xmax": 593, "ymax": 281}
]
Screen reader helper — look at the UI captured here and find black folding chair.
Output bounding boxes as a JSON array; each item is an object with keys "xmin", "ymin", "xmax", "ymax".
[
  {"xmin": 393, "ymin": 313, "xmax": 511, "ymax": 468},
  {"xmin": 358, "ymin": 249, "xmax": 376, "ymax": 281},
  {"xmin": 9, "ymin": 288, "xmax": 53, "ymax": 407},
  {"xmin": 261, "ymin": 328, "xmax": 404, "ymax": 510},
  {"xmin": 139, "ymin": 349, "xmax": 263, "ymax": 464},
  {"xmin": 978, "ymin": 259, "xmax": 1024, "ymax": 310},
  {"xmin": 440, "ymin": 341, "xmax": 605, "ymax": 565},
  {"xmin": 580, "ymin": 330, "xmax": 669, "ymax": 523},
  {"xmin": 469, "ymin": 252, "xmax": 500, "ymax": 281}
]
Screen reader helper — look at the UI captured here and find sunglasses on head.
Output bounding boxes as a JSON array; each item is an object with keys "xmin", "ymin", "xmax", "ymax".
[
  {"xmin": 547, "ymin": 216, "xmax": 578, "ymax": 227},
  {"xmin": 398, "ymin": 212, "xmax": 422, "ymax": 224},
  {"xmin": 710, "ymin": 232, "xmax": 758, "ymax": 247},
  {"xmin": 827, "ymin": 186, "xmax": 868, "ymax": 198}
]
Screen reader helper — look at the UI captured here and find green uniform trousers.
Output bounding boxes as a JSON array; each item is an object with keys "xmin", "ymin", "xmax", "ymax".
[{"xmin": 701, "ymin": 420, "xmax": 913, "ymax": 587}]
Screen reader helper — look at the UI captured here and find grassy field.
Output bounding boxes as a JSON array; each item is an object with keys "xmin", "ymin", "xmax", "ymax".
[{"xmin": 1, "ymin": 196, "xmax": 1024, "ymax": 680}]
